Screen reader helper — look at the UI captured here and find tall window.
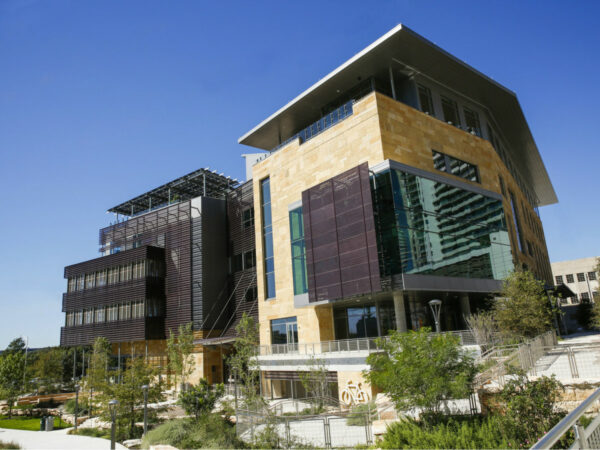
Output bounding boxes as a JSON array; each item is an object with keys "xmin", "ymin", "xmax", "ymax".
[
  {"xmin": 261, "ymin": 178, "xmax": 276, "ymax": 299},
  {"xmin": 588, "ymin": 272, "xmax": 597, "ymax": 281},
  {"xmin": 107, "ymin": 305, "xmax": 118, "ymax": 322},
  {"xmin": 95, "ymin": 307, "xmax": 105, "ymax": 323},
  {"xmin": 417, "ymin": 84, "xmax": 434, "ymax": 115},
  {"xmin": 132, "ymin": 301, "xmax": 145, "ymax": 319},
  {"xmin": 85, "ymin": 273, "xmax": 96, "ymax": 289},
  {"xmin": 463, "ymin": 107, "xmax": 482, "ymax": 137},
  {"xmin": 243, "ymin": 207, "xmax": 254, "ymax": 229},
  {"xmin": 96, "ymin": 270, "xmax": 107, "ymax": 287},
  {"xmin": 84, "ymin": 308, "xmax": 94, "ymax": 324},
  {"xmin": 441, "ymin": 95, "xmax": 460, "ymax": 126},
  {"xmin": 498, "ymin": 175, "xmax": 506, "ymax": 196},
  {"xmin": 119, "ymin": 303, "xmax": 131, "ymax": 321},
  {"xmin": 509, "ymin": 191, "xmax": 524, "ymax": 253},
  {"xmin": 289, "ymin": 207, "xmax": 308, "ymax": 295},
  {"xmin": 555, "ymin": 275, "xmax": 564, "ymax": 285},
  {"xmin": 577, "ymin": 273, "xmax": 586, "ymax": 282}
]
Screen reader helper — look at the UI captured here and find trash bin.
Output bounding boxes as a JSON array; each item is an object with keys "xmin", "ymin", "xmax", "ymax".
[
  {"xmin": 45, "ymin": 416, "xmax": 54, "ymax": 431},
  {"xmin": 40, "ymin": 417, "xmax": 45, "ymax": 431}
]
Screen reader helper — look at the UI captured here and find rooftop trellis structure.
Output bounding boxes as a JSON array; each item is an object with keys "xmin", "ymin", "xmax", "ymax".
[{"xmin": 107, "ymin": 168, "xmax": 239, "ymax": 217}]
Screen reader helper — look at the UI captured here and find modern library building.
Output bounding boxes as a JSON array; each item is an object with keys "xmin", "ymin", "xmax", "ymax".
[{"xmin": 61, "ymin": 24, "xmax": 557, "ymax": 401}]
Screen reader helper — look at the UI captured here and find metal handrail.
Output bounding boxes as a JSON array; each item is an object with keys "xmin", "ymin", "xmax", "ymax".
[
  {"xmin": 530, "ymin": 387, "xmax": 600, "ymax": 449},
  {"xmin": 257, "ymin": 330, "xmax": 477, "ymax": 356}
]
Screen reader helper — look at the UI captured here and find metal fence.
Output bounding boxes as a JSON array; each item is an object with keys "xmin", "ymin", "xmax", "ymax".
[{"xmin": 236, "ymin": 399, "xmax": 373, "ymax": 448}]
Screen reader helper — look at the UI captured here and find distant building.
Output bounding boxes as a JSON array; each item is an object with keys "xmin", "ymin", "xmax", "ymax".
[{"xmin": 551, "ymin": 257, "xmax": 598, "ymax": 305}]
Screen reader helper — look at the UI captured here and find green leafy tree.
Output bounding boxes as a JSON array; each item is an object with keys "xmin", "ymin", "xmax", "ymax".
[
  {"xmin": 178, "ymin": 378, "xmax": 224, "ymax": 420},
  {"xmin": 493, "ymin": 270, "xmax": 554, "ymax": 339},
  {"xmin": 227, "ymin": 313, "xmax": 261, "ymax": 409},
  {"xmin": 4, "ymin": 338, "xmax": 26, "ymax": 356},
  {"xmin": 166, "ymin": 322, "xmax": 195, "ymax": 390},
  {"xmin": 99, "ymin": 356, "xmax": 164, "ymax": 440},
  {"xmin": 365, "ymin": 328, "xmax": 477, "ymax": 419},
  {"xmin": 30, "ymin": 347, "xmax": 66, "ymax": 393},
  {"xmin": 0, "ymin": 352, "xmax": 26, "ymax": 418}
]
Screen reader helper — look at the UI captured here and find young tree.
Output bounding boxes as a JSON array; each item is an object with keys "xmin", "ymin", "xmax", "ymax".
[
  {"xmin": 464, "ymin": 311, "xmax": 498, "ymax": 350},
  {"xmin": 100, "ymin": 356, "xmax": 164, "ymax": 440},
  {"xmin": 365, "ymin": 328, "xmax": 476, "ymax": 419},
  {"xmin": 227, "ymin": 313, "xmax": 261, "ymax": 409},
  {"xmin": 166, "ymin": 322, "xmax": 195, "ymax": 390},
  {"xmin": 85, "ymin": 337, "xmax": 112, "ymax": 414},
  {"xmin": 299, "ymin": 356, "xmax": 330, "ymax": 411},
  {"xmin": 493, "ymin": 270, "xmax": 554, "ymax": 339},
  {"xmin": 0, "ymin": 352, "xmax": 25, "ymax": 418},
  {"xmin": 178, "ymin": 378, "xmax": 224, "ymax": 420}
]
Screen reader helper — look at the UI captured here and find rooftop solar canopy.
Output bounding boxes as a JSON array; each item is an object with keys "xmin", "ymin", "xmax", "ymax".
[
  {"xmin": 108, "ymin": 168, "xmax": 239, "ymax": 216},
  {"xmin": 238, "ymin": 24, "xmax": 557, "ymax": 206}
]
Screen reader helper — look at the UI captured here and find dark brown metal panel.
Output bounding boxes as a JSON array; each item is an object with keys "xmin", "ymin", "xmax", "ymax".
[
  {"xmin": 60, "ymin": 318, "xmax": 146, "ymax": 346},
  {"xmin": 62, "ymin": 277, "xmax": 164, "ymax": 312},
  {"xmin": 64, "ymin": 246, "xmax": 164, "ymax": 278},
  {"xmin": 98, "ymin": 202, "xmax": 193, "ymax": 336},
  {"xmin": 303, "ymin": 163, "xmax": 381, "ymax": 303}
]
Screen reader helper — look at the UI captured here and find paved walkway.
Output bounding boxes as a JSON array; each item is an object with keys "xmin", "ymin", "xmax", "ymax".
[{"xmin": 0, "ymin": 427, "xmax": 127, "ymax": 449}]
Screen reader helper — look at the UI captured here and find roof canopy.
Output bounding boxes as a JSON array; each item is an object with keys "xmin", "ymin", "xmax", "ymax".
[
  {"xmin": 238, "ymin": 24, "xmax": 557, "ymax": 206},
  {"xmin": 108, "ymin": 168, "xmax": 239, "ymax": 216}
]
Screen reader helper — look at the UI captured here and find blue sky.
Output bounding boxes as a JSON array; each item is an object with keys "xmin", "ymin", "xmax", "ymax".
[{"xmin": 1, "ymin": 0, "xmax": 598, "ymax": 348}]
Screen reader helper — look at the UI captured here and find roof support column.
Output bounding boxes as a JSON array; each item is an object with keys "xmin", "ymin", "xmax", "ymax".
[{"xmin": 389, "ymin": 66, "xmax": 397, "ymax": 100}]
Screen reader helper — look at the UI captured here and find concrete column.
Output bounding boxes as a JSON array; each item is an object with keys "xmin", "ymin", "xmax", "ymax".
[
  {"xmin": 459, "ymin": 294, "xmax": 471, "ymax": 320},
  {"xmin": 393, "ymin": 291, "xmax": 408, "ymax": 332}
]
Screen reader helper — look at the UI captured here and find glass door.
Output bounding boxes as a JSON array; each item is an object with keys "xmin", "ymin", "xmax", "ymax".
[{"xmin": 286, "ymin": 322, "xmax": 298, "ymax": 352}]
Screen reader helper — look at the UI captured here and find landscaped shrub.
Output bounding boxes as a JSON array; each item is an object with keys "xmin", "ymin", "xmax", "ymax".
[
  {"xmin": 381, "ymin": 416, "xmax": 514, "ymax": 449},
  {"xmin": 0, "ymin": 441, "xmax": 21, "ymax": 449},
  {"xmin": 68, "ymin": 427, "xmax": 111, "ymax": 439},
  {"xmin": 141, "ymin": 415, "xmax": 245, "ymax": 449},
  {"xmin": 63, "ymin": 398, "xmax": 89, "ymax": 415}
]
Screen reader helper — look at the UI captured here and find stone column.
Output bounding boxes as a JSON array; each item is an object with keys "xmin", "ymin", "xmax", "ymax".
[{"xmin": 393, "ymin": 291, "xmax": 408, "ymax": 332}]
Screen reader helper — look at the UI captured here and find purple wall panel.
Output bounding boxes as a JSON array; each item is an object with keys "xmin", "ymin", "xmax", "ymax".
[{"xmin": 302, "ymin": 163, "xmax": 381, "ymax": 303}]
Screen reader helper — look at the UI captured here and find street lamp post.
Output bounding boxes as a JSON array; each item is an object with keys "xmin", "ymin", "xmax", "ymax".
[
  {"xmin": 428, "ymin": 299, "xmax": 443, "ymax": 333},
  {"xmin": 141, "ymin": 384, "xmax": 149, "ymax": 436},
  {"xmin": 109, "ymin": 399, "xmax": 119, "ymax": 450},
  {"xmin": 74, "ymin": 383, "xmax": 80, "ymax": 431}
]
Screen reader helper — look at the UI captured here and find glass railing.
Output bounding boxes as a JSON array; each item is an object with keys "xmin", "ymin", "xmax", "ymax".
[{"xmin": 271, "ymin": 101, "xmax": 354, "ymax": 152}]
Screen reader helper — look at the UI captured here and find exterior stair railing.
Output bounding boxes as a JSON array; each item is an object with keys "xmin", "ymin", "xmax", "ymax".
[{"xmin": 531, "ymin": 386, "xmax": 600, "ymax": 449}]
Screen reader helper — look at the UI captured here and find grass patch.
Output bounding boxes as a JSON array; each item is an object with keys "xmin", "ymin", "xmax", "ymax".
[
  {"xmin": 0, "ymin": 416, "xmax": 68, "ymax": 431},
  {"xmin": 0, "ymin": 441, "xmax": 21, "ymax": 449},
  {"xmin": 142, "ymin": 415, "xmax": 245, "ymax": 449}
]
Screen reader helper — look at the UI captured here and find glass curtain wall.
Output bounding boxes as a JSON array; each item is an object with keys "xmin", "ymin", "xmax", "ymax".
[
  {"xmin": 333, "ymin": 300, "xmax": 396, "ymax": 340},
  {"xmin": 373, "ymin": 168, "xmax": 513, "ymax": 280}
]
